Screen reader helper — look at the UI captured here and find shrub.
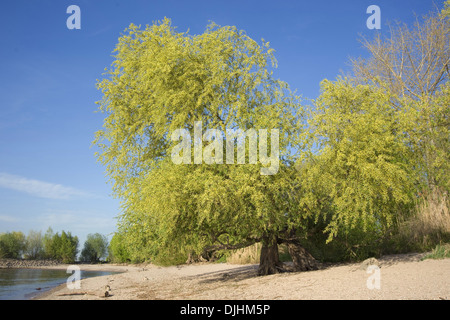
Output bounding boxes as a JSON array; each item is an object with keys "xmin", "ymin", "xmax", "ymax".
[
  {"xmin": 391, "ymin": 187, "xmax": 450, "ymax": 252},
  {"xmin": 422, "ymin": 243, "xmax": 450, "ymax": 260},
  {"xmin": 24, "ymin": 230, "xmax": 45, "ymax": 260},
  {"xmin": 108, "ymin": 233, "xmax": 131, "ymax": 263},
  {"xmin": 42, "ymin": 228, "xmax": 78, "ymax": 263},
  {"xmin": 80, "ymin": 233, "xmax": 108, "ymax": 263},
  {"xmin": 0, "ymin": 232, "xmax": 25, "ymax": 259}
]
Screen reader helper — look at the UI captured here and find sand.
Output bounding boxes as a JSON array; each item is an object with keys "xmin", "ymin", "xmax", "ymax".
[{"xmin": 35, "ymin": 253, "xmax": 449, "ymax": 300}]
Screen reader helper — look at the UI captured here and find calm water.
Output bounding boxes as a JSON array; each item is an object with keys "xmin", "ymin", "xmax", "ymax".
[{"xmin": 0, "ymin": 268, "xmax": 117, "ymax": 300}]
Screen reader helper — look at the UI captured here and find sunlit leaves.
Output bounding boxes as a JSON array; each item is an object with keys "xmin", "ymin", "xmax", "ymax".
[
  {"xmin": 94, "ymin": 18, "xmax": 303, "ymax": 262},
  {"xmin": 300, "ymin": 78, "xmax": 415, "ymax": 243}
]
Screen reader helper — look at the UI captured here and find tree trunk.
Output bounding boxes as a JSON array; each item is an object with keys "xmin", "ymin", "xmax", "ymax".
[
  {"xmin": 258, "ymin": 237, "xmax": 284, "ymax": 276},
  {"xmin": 286, "ymin": 240, "xmax": 318, "ymax": 271}
]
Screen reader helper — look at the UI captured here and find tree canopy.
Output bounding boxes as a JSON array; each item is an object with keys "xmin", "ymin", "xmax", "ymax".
[
  {"xmin": 95, "ymin": 18, "xmax": 311, "ymax": 274},
  {"xmin": 96, "ymin": 4, "xmax": 449, "ymax": 273},
  {"xmin": 43, "ymin": 228, "xmax": 79, "ymax": 263},
  {"xmin": 299, "ymin": 3, "xmax": 449, "ymax": 256},
  {"xmin": 80, "ymin": 233, "xmax": 109, "ymax": 263},
  {"xmin": 0, "ymin": 232, "xmax": 25, "ymax": 259},
  {"xmin": 351, "ymin": 4, "xmax": 449, "ymax": 192},
  {"xmin": 299, "ymin": 79, "xmax": 416, "ymax": 244}
]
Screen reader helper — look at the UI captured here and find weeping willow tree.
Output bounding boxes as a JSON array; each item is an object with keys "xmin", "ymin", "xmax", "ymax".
[
  {"xmin": 94, "ymin": 18, "xmax": 317, "ymax": 275},
  {"xmin": 298, "ymin": 79, "xmax": 416, "ymax": 258},
  {"xmin": 351, "ymin": 2, "xmax": 450, "ymax": 193},
  {"xmin": 299, "ymin": 2, "xmax": 450, "ymax": 257}
]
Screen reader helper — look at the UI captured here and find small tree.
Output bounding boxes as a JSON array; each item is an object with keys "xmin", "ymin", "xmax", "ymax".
[
  {"xmin": 108, "ymin": 232, "xmax": 131, "ymax": 263},
  {"xmin": 59, "ymin": 231, "xmax": 79, "ymax": 263},
  {"xmin": 80, "ymin": 233, "xmax": 108, "ymax": 263},
  {"xmin": 346, "ymin": 2, "xmax": 450, "ymax": 252},
  {"xmin": 350, "ymin": 4, "xmax": 450, "ymax": 193},
  {"xmin": 300, "ymin": 79, "xmax": 415, "ymax": 256},
  {"xmin": 24, "ymin": 230, "xmax": 45, "ymax": 260},
  {"xmin": 42, "ymin": 228, "xmax": 78, "ymax": 263},
  {"xmin": 42, "ymin": 227, "xmax": 55, "ymax": 259},
  {"xmin": 0, "ymin": 232, "xmax": 25, "ymax": 259}
]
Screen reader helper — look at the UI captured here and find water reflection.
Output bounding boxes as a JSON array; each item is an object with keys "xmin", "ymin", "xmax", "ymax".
[{"xmin": 0, "ymin": 268, "xmax": 116, "ymax": 300}]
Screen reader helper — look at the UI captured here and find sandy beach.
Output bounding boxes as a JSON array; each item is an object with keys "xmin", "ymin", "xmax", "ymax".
[{"xmin": 34, "ymin": 253, "xmax": 449, "ymax": 300}]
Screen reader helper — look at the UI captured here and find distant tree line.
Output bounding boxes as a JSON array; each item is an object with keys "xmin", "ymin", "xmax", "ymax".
[{"xmin": 0, "ymin": 228, "xmax": 109, "ymax": 264}]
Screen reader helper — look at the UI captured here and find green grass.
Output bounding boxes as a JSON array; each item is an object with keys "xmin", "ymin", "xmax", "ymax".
[{"xmin": 421, "ymin": 243, "xmax": 450, "ymax": 260}]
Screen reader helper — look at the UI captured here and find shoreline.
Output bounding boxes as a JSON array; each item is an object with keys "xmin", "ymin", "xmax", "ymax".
[
  {"xmin": 33, "ymin": 253, "xmax": 450, "ymax": 300},
  {"xmin": 0, "ymin": 259, "xmax": 136, "ymax": 272},
  {"xmin": 0, "ymin": 259, "xmax": 141, "ymax": 300},
  {"xmin": 0, "ymin": 259, "xmax": 63, "ymax": 269},
  {"xmin": 30, "ymin": 264, "xmax": 136, "ymax": 300}
]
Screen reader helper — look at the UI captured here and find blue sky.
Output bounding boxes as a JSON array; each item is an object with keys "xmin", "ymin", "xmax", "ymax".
[{"xmin": 0, "ymin": 0, "xmax": 445, "ymax": 251}]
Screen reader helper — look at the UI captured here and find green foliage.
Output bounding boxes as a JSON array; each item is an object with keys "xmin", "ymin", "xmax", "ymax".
[
  {"xmin": 414, "ymin": 83, "xmax": 450, "ymax": 193},
  {"xmin": 95, "ymin": 18, "xmax": 304, "ymax": 264},
  {"xmin": 0, "ymin": 232, "xmax": 25, "ymax": 259},
  {"xmin": 393, "ymin": 83, "xmax": 450, "ymax": 197},
  {"xmin": 43, "ymin": 228, "xmax": 79, "ymax": 263},
  {"xmin": 108, "ymin": 233, "xmax": 128, "ymax": 263},
  {"xmin": 352, "ymin": 6, "xmax": 449, "ymax": 195},
  {"xmin": 24, "ymin": 230, "xmax": 45, "ymax": 260},
  {"xmin": 299, "ymin": 4, "xmax": 449, "ymax": 258},
  {"xmin": 43, "ymin": 227, "xmax": 55, "ymax": 259},
  {"xmin": 422, "ymin": 243, "xmax": 450, "ymax": 260},
  {"xmin": 344, "ymin": 5, "xmax": 449, "ymax": 257},
  {"xmin": 80, "ymin": 233, "xmax": 109, "ymax": 263},
  {"xmin": 384, "ymin": 187, "xmax": 450, "ymax": 254},
  {"xmin": 300, "ymin": 79, "xmax": 415, "ymax": 246},
  {"xmin": 95, "ymin": 6, "xmax": 449, "ymax": 265}
]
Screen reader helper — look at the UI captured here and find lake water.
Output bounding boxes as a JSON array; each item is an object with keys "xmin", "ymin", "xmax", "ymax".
[{"xmin": 0, "ymin": 268, "xmax": 117, "ymax": 300}]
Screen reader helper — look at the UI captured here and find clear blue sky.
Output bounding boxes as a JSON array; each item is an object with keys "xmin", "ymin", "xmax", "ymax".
[{"xmin": 0, "ymin": 0, "xmax": 445, "ymax": 251}]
